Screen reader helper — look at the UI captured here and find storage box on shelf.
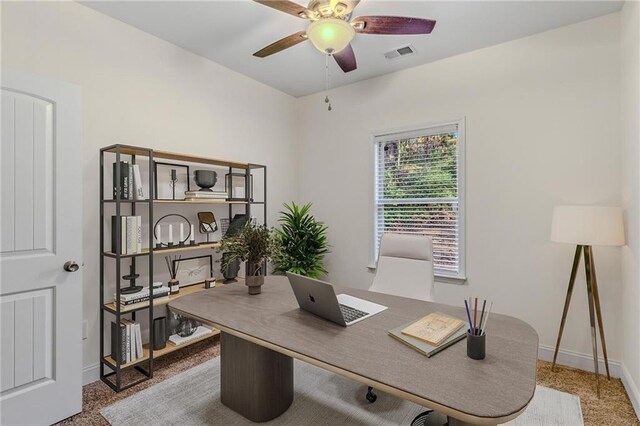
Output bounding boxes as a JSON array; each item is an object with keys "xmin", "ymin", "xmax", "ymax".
[{"xmin": 99, "ymin": 144, "xmax": 266, "ymax": 392}]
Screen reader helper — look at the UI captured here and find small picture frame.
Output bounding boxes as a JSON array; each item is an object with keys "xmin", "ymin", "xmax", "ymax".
[
  {"xmin": 225, "ymin": 173, "xmax": 253, "ymax": 201},
  {"xmin": 154, "ymin": 162, "xmax": 190, "ymax": 200},
  {"xmin": 173, "ymin": 255, "xmax": 213, "ymax": 288}
]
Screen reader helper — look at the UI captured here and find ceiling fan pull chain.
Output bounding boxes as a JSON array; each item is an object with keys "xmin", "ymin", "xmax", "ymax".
[{"xmin": 325, "ymin": 52, "xmax": 332, "ymax": 111}]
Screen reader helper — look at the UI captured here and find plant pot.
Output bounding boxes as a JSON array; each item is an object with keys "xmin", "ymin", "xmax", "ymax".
[
  {"xmin": 222, "ymin": 253, "xmax": 240, "ymax": 283},
  {"xmin": 246, "ymin": 275, "xmax": 264, "ymax": 295}
]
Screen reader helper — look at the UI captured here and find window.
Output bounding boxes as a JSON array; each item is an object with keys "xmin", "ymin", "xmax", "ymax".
[{"xmin": 373, "ymin": 120, "xmax": 465, "ymax": 279}]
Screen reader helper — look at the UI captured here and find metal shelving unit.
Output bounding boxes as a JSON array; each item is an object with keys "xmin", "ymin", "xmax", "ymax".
[{"xmin": 99, "ymin": 144, "xmax": 266, "ymax": 392}]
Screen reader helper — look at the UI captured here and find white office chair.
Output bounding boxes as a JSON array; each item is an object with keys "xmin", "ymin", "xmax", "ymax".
[
  {"xmin": 365, "ymin": 233, "xmax": 434, "ymax": 406},
  {"xmin": 370, "ymin": 233, "xmax": 434, "ymax": 302}
]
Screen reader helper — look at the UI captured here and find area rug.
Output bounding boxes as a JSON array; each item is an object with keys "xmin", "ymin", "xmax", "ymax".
[{"xmin": 101, "ymin": 358, "xmax": 583, "ymax": 425}]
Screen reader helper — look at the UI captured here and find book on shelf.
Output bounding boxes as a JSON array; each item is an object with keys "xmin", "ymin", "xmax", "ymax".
[
  {"xmin": 115, "ymin": 319, "xmax": 145, "ymax": 363},
  {"xmin": 389, "ymin": 323, "xmax": 466, "ymax": 358},
  {"xmin": 400, "ymin": 312, "xmax": 465, "ymax": 346},
  {"xmin": 110, "ymin": 321, "xmax": 127, "ymax": 364},
  {"xmin": 112, "ymin": 161, "xmax": 130, "ymax": 200},
  {"xmin": 110, "ymin": 215, "xmax": 142, "ymax": 255},
  {"xmin": 136, "ymin": 216, "xmax": 142, "ymax": 253},
  {"xmin": 126, "ymin": 216, "xmax": 135, "ymax": 254},
  {"xmin": 111, "ymin": 216, "xmax": 127, "ymax": 254},
  {"xmin": 132, "ymin": 164, "xmax": 145, "ymax": 200},
  {"xmin": 115, "ymin": 286, "xmax": 170, "ymax": 304},
  {"xmin": 135, "ymin": 323, "xmax": 143, "ymax": 358},
  {"xmin": 184, "ymin": 190, "xmax": 228, "ymax": 200},
  {"xmin": 168, "ymin": 326, "xmax": 213, "ymax": 346}
]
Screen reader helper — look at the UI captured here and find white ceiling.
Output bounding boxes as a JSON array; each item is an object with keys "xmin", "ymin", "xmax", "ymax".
[{"xmin": 81, "ymin": 0, "xmax": 623, "ymax": 97}]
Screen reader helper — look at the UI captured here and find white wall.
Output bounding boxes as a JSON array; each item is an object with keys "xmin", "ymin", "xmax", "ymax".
[
  {"xmin": 297, "ymin": 14, "xmax": 623, "ymax": 363},
  {"xmin": 1, "ymin": 1, "xmax": 635, "ymax": 398},
  {"xmin": 1, "ymin": 1, "xmax": 298, "ymax": 375},
  {"xmin": 620, "ymin": 0, "xmax": 640, "ymax": 417}
]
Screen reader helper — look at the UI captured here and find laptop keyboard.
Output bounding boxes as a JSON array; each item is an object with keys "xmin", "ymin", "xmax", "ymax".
[{"xmin": 339, "ymin": 304, "xmax": 369, "ymax": 323}]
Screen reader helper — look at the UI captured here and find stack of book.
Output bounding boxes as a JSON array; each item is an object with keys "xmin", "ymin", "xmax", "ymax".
[
  {"xmin": 184, "ymin": 190, "xmax": 228, "ymax": 201},
  {"xmin": 113, "ymin": 161, "xmax": 145, "ymax": 200},
  {"xmin": 111, "ymin": 215, "xmax": 142, "ymax": 255},
  {"xmin": 115, "ymin": 286, "xmax": 171, "ymax": 307},
  {"xmin": 388, "ymin": 312, "xmax": 466, "ymax": 358},
  {"xmin": 168, "ymin": 325, "xmax": 213, "ymax": 346},
  {"xmin": 110, "ymin": 319, "xmax": 144, "ymax": 364}
]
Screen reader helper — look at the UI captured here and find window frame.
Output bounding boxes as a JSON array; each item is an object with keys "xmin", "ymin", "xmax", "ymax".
[{"xmin": 370, "ymin": 118, "xmax": 466, "ymax": 282}]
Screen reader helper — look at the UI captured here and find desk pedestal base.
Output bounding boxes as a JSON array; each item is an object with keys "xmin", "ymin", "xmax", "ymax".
[{"xmin": 220, "ymin": 332, "xmax": 293, "ymax": 422}]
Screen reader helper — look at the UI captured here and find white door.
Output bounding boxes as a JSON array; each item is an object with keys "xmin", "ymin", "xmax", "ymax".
[{"xmin": 0, "ymin": 68, "xmax": 82, "ymax": 425}]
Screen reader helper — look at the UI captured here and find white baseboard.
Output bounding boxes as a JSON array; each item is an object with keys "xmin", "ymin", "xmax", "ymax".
[
  {"xmin": 538, "ymin": 344, "xmax": 621, "ymax": 378},
  {"xmin": 83, "ymin": 363, "xmax": 100, "ymax": 386},
  {"xmin": 621, "ymin": 363, "xmax": 640, "ymax": 421}
]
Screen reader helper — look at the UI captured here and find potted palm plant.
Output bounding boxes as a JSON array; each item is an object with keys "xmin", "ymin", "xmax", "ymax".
[
  {"xmin": 218, "ymin": 223, "xmax": 277, "ymax": 295},
  {"xmin": 273, "ymin": 202, "xmax": 329, "ymax": 279}
]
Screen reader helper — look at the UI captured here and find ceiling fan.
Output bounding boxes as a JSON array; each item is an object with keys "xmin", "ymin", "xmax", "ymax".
[{"xmin": 252, "ymin": 0, "xmax": 436, "ymax": 73}]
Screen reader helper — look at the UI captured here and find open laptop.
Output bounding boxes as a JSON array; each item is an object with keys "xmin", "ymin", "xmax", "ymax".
[{"xmin": 286, "ymin": 272, "xmax": 387, "ymax": 327}]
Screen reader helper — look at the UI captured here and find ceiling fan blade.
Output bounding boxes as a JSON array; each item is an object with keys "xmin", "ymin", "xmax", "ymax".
[
  {"xmin": 253, "ymin": 31, "xmax": 308, "ymax": 58},
  {"xmin": 254, "ymin": 0, "xmax": 312, "ymax": 19},
  {"xmin": 333, "ymin": 44, "xmax": 357, "ymax": 73},
  {"xmin": 352, "ymin": 16, "xmax": 436, "ymax": 35}
]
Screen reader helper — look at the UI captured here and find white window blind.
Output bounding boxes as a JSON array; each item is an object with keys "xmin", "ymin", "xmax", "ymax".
[{"xmin": 373, "ymin": 121, "xmax": 465, "ymax": 278}]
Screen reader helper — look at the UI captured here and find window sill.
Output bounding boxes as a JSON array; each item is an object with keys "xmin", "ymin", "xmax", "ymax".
[{"xmin": 366, "ymin": 264, "xmax": 467, "ymax": 285}]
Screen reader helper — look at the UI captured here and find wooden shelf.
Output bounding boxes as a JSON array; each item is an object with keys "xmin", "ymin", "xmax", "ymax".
[
  {"xmin": 103, "ymin": 347, "xmax": 150, "ymax": 370},
  {"xmin": 104, "ymin": 282, "xmax": 208, "ymax": 314},
  {"xmin": 101, "ymin": 145, "xmax": 251, "ymax": 169},
  {"xmin": 153, "ymin": 242, "xmax": 220, "ymax": 255},
  {"xmin": 103, "ymin": 328, "xmax": 220, "ymax": 370},
  {"xmin": 103, "ymin": 279, "xmax": 242, "ymax": 314},
  {"xmin": 103, "ymin": 242, "xmax": 220, "ymax": 259},
  {"xmin": 102, "ymin": 199, "xmax": 151, "ymax": 203},
  {"xmin": 154, "ymin": 199, "xmax": 248, "ymax": 204},
  {"xmin": 149, "ymin": 328, "xmax": 220, "ymax": 358},
  {"xmin": 103, "ymin": 250, "xmax": 150, "ymax": 259},
  {"xmin": 102, "ymin": 199, "xmax": 263, "ymax": 205}
]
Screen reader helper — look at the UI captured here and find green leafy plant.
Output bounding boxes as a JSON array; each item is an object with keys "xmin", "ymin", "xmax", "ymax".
[
  {"xmin": 218, "ymin": 223, "xmax": 278, "ymax": 276},
  {"xmin": 273, "ymin": 202, "xmax": 329, "ymax": 278}
]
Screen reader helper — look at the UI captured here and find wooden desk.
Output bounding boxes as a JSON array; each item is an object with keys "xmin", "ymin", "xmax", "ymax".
[{"xmin": 169, "ymin": 277, "xmax": 538, "ymax": 425}]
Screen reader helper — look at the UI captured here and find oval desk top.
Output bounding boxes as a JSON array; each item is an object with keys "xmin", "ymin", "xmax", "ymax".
[{"xmin": 170, "ymin": 276, "xmax": 538, "ymax": 424}]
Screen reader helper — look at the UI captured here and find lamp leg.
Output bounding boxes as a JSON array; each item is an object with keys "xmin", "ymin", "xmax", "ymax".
[
  {"xmin": 552, "ymin": 245, "xmax": 582, "ymax": 371},
  {"xmin": 584, "ymin": 246, "xmax": 601, "ymax": 398},
  {"xmin": 587, "ymin": 246, "xmax": 610, "ymax": 380}
]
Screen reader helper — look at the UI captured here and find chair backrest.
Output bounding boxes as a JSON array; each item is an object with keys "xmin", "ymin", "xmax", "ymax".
[{"xmin": 369, "ymin": 233, "xmax": 434, "ymax": 301}]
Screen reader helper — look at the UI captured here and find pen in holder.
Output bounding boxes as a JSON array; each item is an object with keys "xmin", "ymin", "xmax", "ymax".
[
  {"xmin": 464, "ymin": 297, "xmax": 493, "ymax": 361},
  {"xmin": 467, "ymin": 329, "xmax": 486, "ymax": 360}
]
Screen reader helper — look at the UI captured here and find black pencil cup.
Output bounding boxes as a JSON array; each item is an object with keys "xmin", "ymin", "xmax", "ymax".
[
  {"xmin": 153, "ymin": 317, "xmax": 167, "ymax": 350},
  {"xmin": 466, "ymin": 329, "xmax": 485, "ymax": 360}
]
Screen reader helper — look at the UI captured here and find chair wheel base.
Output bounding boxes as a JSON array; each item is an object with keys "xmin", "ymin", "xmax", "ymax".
[{"xmin": 365, "ymin": 386, "xmax": 377, "ymax": 403}]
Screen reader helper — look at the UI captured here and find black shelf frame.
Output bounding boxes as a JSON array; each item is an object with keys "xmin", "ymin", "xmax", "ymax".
[
  {"xmin": 100, "ymin": 145, "xmax": 155, "ymax": 392},
  {"xmin": 99, "ymin": 144, "xmax": 267, "ymax": 392}
]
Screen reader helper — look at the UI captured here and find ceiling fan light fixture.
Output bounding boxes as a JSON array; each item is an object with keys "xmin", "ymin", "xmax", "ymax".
[{"xmin": 307, "ymin": 18, "xmax": 355, "ymax": 54}]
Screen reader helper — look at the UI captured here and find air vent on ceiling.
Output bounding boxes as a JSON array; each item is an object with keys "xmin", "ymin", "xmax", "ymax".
[{"xmin": 384, "ymin": 44, "xmax": 417, "ymax": 60}]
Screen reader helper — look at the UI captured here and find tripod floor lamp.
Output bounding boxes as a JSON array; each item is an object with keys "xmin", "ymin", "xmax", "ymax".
[{"xmin": 550, "ymin": 205, "xmax": 625, "ymax": 397}]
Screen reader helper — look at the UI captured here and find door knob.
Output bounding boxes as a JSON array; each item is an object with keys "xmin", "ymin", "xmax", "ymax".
[{"xmin": 63, "ymin": 261, "xmax": 79, "ymax": 272}]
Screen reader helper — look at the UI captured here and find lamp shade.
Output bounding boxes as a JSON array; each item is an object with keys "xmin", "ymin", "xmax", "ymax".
[
  {"xmin": 307, "ymin": 18, "xmax": 355, "ymax": 54},
  {"xmin": 550, "ymin": 205, "xmax": 625, "ymax": 246}
]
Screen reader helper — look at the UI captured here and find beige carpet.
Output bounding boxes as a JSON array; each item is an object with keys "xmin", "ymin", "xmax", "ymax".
[
  {"xmin": 101, "ymin": 357, "xmax": 583, "ymax": 425},
  {"xmin": 57, "ymin": 337, "xmax": 639, "ymax": 426}
]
